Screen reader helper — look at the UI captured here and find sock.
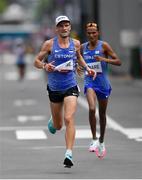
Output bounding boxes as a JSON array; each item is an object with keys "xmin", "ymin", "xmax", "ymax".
[
  {"xmin": 92, "ymin": 138, "xmax": 98, "ymax": 143},
  {"xmin": 65, "ymin": 149, "xmax": 72, "ymax": 157}
]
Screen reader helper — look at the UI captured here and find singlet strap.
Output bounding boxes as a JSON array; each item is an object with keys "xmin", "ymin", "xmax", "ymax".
[{"xmin": 81, "ymin": 42, "xmax": 88, "ymax": 52}]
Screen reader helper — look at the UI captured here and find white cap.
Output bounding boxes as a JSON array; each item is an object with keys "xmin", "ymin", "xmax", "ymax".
[{"xmin": 55, "ymin": 15, "xmax": 70, "ymax": 26}]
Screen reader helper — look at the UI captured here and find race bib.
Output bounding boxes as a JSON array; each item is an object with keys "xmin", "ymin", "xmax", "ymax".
[
  {"xmin": 87, "ymin": 62, "xmax": 102, "ymax": 73},
  {"xmin": 54, "ymin": 60, "xmax": 73, "ymax": 71}
]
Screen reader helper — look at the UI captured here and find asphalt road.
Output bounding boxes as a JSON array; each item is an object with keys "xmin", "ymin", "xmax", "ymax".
[{"xmin": 0, "ymin": 54, "xmax": 142, "ymax": 179}]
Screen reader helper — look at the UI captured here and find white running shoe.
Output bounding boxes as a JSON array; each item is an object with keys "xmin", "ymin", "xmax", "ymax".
[
  {"xmin": 96, "ymin": 142, "xmax": 106, "ymax": 159},
  {"xmin": 89, "ymin": 139, "xmax": 99, "ymax": 152}
]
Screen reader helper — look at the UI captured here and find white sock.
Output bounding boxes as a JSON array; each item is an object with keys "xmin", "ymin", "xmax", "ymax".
[{"xmin": 65, "ymin": 149, "xmax": 72, "ymax": 156}]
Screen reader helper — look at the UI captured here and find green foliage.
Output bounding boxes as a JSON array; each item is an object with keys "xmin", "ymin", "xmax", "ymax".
[
  {"xmin": 35, "ymin": 0, "xmax": 51, "ymax": 21},
  {"xmin": 0, "ymin": 0, "xmax": 8, "ymax": 13}
]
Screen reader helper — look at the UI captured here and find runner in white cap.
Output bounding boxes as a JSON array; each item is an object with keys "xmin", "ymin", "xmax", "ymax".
[
  {"xmin": 34, "ymin": 16, "xmax": 96, "ymax": 168},
  {"xmin": 55, "ymin": 15, "xmax": 70, "ymax": 26}
]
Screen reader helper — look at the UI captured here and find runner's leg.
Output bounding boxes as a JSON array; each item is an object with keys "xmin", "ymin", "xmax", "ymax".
[
  {"xmin": 50, "ymin": 102, "xmax": 63, "ymax": 130},
  {"xmin": 98, "ymin": 98, "xmax": 108, "ymax": 143},
  {"xmin": 86, "ymin": 88, "xmax": 97, "ymax": 140},
  {"xmin": 64, "ymin": 96, "xmax": 77, "ymax": 150}
]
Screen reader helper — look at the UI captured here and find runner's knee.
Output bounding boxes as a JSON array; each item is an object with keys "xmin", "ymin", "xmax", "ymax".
[
  {"xmin": 89, "ymin": 109, "xmax": 96, "ymax": 115},
  {"xmin": 64, "ymin": 115, "xmax": 74, "ymax": 126}
]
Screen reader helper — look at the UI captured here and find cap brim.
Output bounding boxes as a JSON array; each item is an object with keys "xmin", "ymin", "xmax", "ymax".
[{"xmin": 56, "ymin": 20, "xmax": 70, "ymax": 26}]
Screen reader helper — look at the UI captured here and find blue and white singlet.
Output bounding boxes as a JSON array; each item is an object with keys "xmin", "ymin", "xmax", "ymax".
[
  {"xmin": 47, "ymin": 37, "xmax": 77, "ymax": 91},
  {"xmin": 82, "ymin": 40, "xmax": 112, "ymax": 98}
]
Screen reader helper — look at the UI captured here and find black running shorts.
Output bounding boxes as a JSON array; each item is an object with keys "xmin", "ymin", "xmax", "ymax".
[{"xmin": 47, "ymin": 85, "xmax": 80, "ymax": 103}]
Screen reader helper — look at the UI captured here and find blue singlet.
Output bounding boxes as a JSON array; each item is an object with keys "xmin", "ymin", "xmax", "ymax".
[
  {"xmin": 82, "ymin": 40, "xmax": 112, "ymax": 99},
  {"xmin": 46, "ymin": 37, "xmax": 77, "ymax": 91}
]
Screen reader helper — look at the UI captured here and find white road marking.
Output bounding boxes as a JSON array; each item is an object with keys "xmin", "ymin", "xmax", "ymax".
[
  {"xmin": 14, "ymin": 127, "xmax": 95, "ymax": 140},
  {"xmin": 0, "ymin": 125, "xmax": 89, "ymax": 131},
  {"xmin": 76, "ymin": 129, "xmax": 99, "ymax": 139},
  {"xmin": 4, "ymin": 71, "xmax": 41, "ymax": 80},
  {"xmin": 15, "ymin": 128, "xmax": 96, "ymax": 140},
  {"xmin": 2, "ymin": 53, "xmax": 34, "ymax": 65},
  {"xmin": 0, "ymin": 96, "xmax": 141, "ymax": 141},
  {"xmin": 14, "ymin": 99, "xmax": 36, "ymax": 106},
  {"xmin": 4, "ymin": 71, "xmax": 18, "ymax": 80},
  {"xmin": 20, "ymin": 145, "xmax": 89, "ymax": 150},
  {"xmin": 26, "ymin": 71, "xmax": 41, "ymax": 80},
  {"xmin": 78, "ymin": 96, "xmax": 142, "ymax": 142},
  {"xmin": 2, "ymin": 53, "xmax": 16, "ymax": 64},
  {"xmin": 17, "ymin": 115, "xmax": 46, "ymax": 123},
  {"xmin": 124, "ymin": 128, "xmax": 142, "ymax": 141},
  {"xmin": 0, "ymin": 126, "xmax": 48, "ymax": 131},
  {"xmin": 15, "ymin": 130, "xmax": 47, "ymax": 140}
]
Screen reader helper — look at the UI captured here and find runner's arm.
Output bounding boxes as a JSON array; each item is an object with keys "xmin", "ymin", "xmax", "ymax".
[
  {"xmin": 34, "ymin": 40, "xmax": 55, "ymax": 71},
  {"xmin": 75, "ymin": 40, "xmax": 90, "ymax": 71},
  {"xmin": 95, "ymin": 42, "xmax": 121, "ymax": 66},
  {"xmin": 74, "ymin": 39, "xmax": 96, "ymax": 78}
]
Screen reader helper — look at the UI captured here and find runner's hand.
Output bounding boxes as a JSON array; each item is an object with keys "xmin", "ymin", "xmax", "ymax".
[
  {"xmin": 95, "ymin": 55, "xmax": 104, "ymax": 62},
  {"xmin": 87, "ymin": 68, "xmax": 97, "ymax": 80},
  {"xmin": 44, "ymin": 61, "xmax": 55, "ymax": 72}
]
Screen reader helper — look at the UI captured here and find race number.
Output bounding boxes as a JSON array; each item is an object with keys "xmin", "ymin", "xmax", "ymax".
[
  {"xmin": 54, "ymin": 60, "xmax": 73, "ymax": 71},
  {"xmin": 87, "ymin": 62, "xmax": 102, "ymax": 73}
]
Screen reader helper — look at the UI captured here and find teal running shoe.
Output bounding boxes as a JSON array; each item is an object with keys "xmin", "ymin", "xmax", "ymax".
[{"xmin": 47, "ymin": 117, "xmax": 56, "ymax": 134}]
